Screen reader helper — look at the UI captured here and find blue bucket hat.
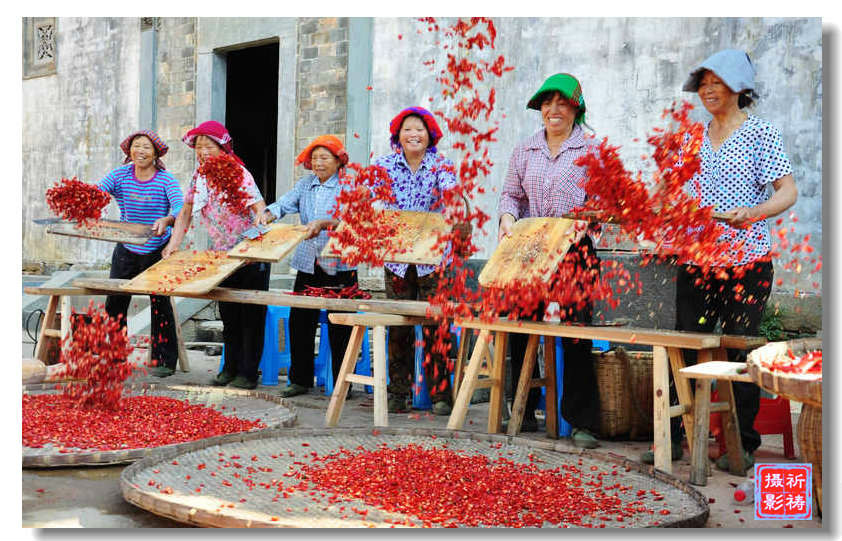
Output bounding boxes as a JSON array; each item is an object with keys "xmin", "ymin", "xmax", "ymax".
[{"xmin": 682, "ymin": 49, "xmax": 756, "ymax": 94}]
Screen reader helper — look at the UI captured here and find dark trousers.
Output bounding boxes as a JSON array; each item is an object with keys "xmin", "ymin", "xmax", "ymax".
[
  {"xmin": 671, "ymin": 260, "xmax": 773, "ymax": 454},
  {"xmin": 508, "ymin": 236, "xmax": 601, "ymax": 432},
  {"xmin": 384, "ymin": 266, "xmax": 452, "ymax": 404},
  {"xmin": 218, "ymin": 262, "xmax": 271, "ymax": 382},
  {"xmin": 288, "ymin": 265, "xmax": 358, "ymax": 388},
  {"xmin": 105, "ymin": 243, "xmax": 178, "ymax": 368}
]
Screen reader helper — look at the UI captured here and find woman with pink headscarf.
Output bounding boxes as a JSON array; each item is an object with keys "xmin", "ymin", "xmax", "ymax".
[{"xmin": 163, "ymin": 121, "xmax": 269, "ymax": 389}]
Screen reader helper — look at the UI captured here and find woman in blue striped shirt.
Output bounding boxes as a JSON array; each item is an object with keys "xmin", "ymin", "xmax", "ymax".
[
  {"xmin": 263, "ymin": 135, "xmax": 358, "ymax": 398},
  {"xmin": 98, "ymin": 130, "xmax": 184, "ymax": 377}
]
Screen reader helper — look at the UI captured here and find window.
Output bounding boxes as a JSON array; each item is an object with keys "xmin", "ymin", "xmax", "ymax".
[{"xmin": 23, "ymin": 17, "xmax": 57, "ymax": 79}]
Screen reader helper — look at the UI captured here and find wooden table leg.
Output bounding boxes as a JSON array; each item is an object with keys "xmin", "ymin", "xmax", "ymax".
[
  {"xmin": 372, "ymin": 325, "xmax": 388, "ymax": 427},
  {"xmin": 543, "ymin": 335, "xmax": 558, "ymax": 439},
  {"xmin": 170, "ymin": 297, "xmax": 190, "ymax": 372},
  {"xmin": 447, "ymin": 330, "xmax": 490, "ymax": 430},
  {"xmin": 487, "ymin": 332, "xmax": 508, "ymax": 434},
  {"xmin": 667, "ymin": 347, "xmax": 695, "ymax": 455},
  {"xmin": 716, "ymin": 379, "xmax": 746, "ymax": 475},
  {"xmin": 507, "ymin": 334, "xmax": 539, "ymax": 436},
  {"xmin": 653, "ymin": 346, "xmax": 672, "ymax": 474},
  {"xmin": 452, "ymin": 327, "xmax": 469, "ymax": 403},
  {"xmin": 34, "ymin": 295, "xmax": 59, "ymax": 363},
  {"xmin": 689, "ymin": 378, "xmax": 712, "ymax": 486},
  {"xmin": 325, "ymin": 325, "xmax": 365, "ymax": 427},
  {"xmin": 59, "ymin": 296, "xmax": 71, "ymax": 347}
]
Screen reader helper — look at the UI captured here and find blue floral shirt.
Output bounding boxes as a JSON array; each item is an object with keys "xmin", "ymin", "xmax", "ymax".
[
  {"xmin": 372, "ymin": 149, "xmax": 457, "ymax": 278},
  {"xmin": 687, "ymin": 115, "xmax": 793, "ymax": 266},
  {"xmin": 265, "ymin": 173, "xmax": 354, "ymax": 275}
]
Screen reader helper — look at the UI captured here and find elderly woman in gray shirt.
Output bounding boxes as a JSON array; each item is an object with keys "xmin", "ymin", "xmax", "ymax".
[{"xmin": 263, "ymin": 135, "xmax": 358, "ymax": 398}]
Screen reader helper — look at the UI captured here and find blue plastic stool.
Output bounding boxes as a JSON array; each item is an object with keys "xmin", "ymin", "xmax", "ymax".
[
  {"xmin": 219, "ymin": 305, "xmax": 292, "ymax": 386},
  {"xmin": 411, "ymin": 325, "xmax": 432, "ymax": 410}
]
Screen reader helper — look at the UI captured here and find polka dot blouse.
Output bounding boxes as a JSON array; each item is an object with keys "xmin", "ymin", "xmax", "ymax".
[{"xmin": 688, "ymin": 114, "xmax": 793, "ymax": 266}]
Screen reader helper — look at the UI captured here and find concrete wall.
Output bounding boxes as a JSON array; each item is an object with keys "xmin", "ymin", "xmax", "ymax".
[
  {"xmin": 22, "ymin": 17, "xmax": 143, "ymax": 271},
  {"xmin": 368, "ymin": 17, "xmax": 822, "ymax": 295}
]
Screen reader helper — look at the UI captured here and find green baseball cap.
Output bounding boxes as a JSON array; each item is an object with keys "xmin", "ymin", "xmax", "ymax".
[{"xmin": 526, "ymin": 73, "xmax": 587, "ymax": 124}]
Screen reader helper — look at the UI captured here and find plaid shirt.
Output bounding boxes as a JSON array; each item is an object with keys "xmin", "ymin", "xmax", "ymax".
[
  {"xmin": 372, "ymin": 149, "xmax": 457, "ymax": 278},
  {"xmin": 265, "ymin": 173, "xmax": 354, "ymax": 275},
  {"xmin": 498, "ymin": 125, "xmax": 593, "ymax": 220}
]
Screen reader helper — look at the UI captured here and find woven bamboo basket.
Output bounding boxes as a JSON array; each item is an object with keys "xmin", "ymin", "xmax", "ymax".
[
  {"xmin": 797, "ymin": 404, "xmax": 822, "ymax": 514},
  {"xmin": 595, "ymin": 348, "xmax": 633, "ymax": 438},
  {"xmin": 746, "ymin": 338, "xmax": 821, "ymax": 407},
  {"xmin": 627, "ymin": 349, "xmax": 654, "ymax": 441}
]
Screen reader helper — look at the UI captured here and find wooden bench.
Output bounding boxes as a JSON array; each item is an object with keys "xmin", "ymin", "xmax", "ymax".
[
  {"xmin": 324, "ymin": 313, "xmax": 440, "ymax": 428},
  {"xmin": 24, "ymin": 285, "xmax": 190, "ymax": 371},
  {"xmin": 449, "ymin": 317, "xmax": 756, "ymax": 477}
]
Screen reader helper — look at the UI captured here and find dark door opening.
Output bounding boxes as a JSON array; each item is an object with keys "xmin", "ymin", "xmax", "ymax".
[{"xmin": 225, "ymin": 42, "xmax": 279, "ymax": 204}]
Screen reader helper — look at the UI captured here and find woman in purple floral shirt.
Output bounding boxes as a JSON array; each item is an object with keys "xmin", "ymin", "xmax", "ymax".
[{"xmin": 371, "ymin": 106, "xmax": 459, "ymax": 416}]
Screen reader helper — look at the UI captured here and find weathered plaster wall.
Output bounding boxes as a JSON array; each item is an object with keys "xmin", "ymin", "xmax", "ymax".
[
  {"xmin": 368, "ymin": 17, "xmax": 822, "ymax": 295},
  {"xmin": 22, "ymin": 17, "xmax": 142, "ymax": 270}
]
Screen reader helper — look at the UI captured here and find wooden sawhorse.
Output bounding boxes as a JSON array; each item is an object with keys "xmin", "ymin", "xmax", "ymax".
[
  {"xmin": 448, "ymin": 318, "xmax": 755, "ymax": 478},
  {"xmin": 325, "ymin": 313, "xmax": 438, "ymax": 428}
]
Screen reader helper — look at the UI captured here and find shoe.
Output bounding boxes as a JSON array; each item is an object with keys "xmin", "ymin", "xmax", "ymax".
[
  {"xmin": 640, "ymin": 441, "xmax": 683, "ymax": 465},
  {"xmin": 715, "ymin": 450, "xmax": 754, "ymax": 474},
  {"xmin": 212, "ymin": 372, "xmax": 236, "ymax": 386},
  {"xmin": 432, "ymin": 401, "xmax": 452, "ymax": 416},
  {"xmin": 279, "ymin": 383, "xmax": 309, "ymax": 398},
  {"xmin": 150, "ymin": 366, "xmax": 175, "ymax": 378},
  {"xmin": 571, "ymin": 428, "xmax": 599, "ymax": 449},
  {"xmin": 388, "ymin": 395, "xmax": 410, "ymax": 413},
  {"xmin": 229, "ymin": 376, "xmax": 258, "ymax": 390}
]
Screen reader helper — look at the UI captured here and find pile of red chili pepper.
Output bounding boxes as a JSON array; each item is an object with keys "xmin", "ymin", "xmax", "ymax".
[
  {"xmin": 762, "ymin": 349, "xmax": 822, "ymax": 377},
  {"xmin": 45, "ymin": 177, "xmax": 111, "ymax": 225},
  {"xmin": 198, "ymin": 153, "xmax": 251, "ymax": 214},
  {"xmin": 290, "ymin": 284, "xmax": 372, "ymax": 300},
  {"xmin": 22, "ymin": 394, "xmax": 264, "ymax": 451},
  {"xmin": 295, "ymin": 444, "xmax": 659, "ymax": 527}
]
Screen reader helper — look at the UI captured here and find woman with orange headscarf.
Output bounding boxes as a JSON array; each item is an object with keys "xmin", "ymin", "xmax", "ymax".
[{"xmin": 263, "ymin": 135, "xmax": 358, "ymax": 398}]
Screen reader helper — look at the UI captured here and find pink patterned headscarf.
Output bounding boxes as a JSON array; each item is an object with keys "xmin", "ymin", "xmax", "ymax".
[{"xmin": 182, "ymin": 121, "xmax": 245, "ymax": 166}]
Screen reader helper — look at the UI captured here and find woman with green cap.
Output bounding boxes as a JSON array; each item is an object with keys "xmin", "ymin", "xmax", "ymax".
[
  {"xmin": 497, "ymin": 73, "xmax": 601, "ymax": 448},
  {"xmin": 641, "ymin": 49, "xmax": 798, "ymax": 470}
]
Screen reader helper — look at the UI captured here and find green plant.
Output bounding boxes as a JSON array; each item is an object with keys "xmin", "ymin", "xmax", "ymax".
[{"xmin": 758, "ymin": 305, "xmax": 785, "ymax": 341}]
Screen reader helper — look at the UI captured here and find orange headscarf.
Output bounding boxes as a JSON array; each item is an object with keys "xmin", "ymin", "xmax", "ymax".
[{"xmin": 295, "ymin": 135, "xmax": 350, "ymax": 170}]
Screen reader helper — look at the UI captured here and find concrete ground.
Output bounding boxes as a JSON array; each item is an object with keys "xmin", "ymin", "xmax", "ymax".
[{"xmin": 22, "ymin": 343, "xmax": 822, "ymax": 529}]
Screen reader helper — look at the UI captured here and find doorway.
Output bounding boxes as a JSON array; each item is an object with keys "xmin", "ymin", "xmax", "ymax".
[{"xmin": 225, "ymin": 42, "xmax": 279, "ymax": 204}]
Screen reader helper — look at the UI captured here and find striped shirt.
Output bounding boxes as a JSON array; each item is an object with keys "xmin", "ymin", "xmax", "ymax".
[
  {"xmin": 266, "ymin": 173, "xmax": 354, "ymax": 276},
  {"xmin": 498, "ymin": 125, "xmax": 594, "ymax": 220},
  {"xmin": 372, "ymin": 149, "xmax": 457, "ymax": 278},
  {"xmin": 98, "ymin": 164, "xmax": 184, "ymax": 254}
]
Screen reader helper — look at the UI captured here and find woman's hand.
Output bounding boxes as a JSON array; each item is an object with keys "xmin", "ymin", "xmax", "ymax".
[
  {"xmin": 305, "ymin": 220, "xmax": 326, "ymax": 240},
  {"xmin": 161, "ymin": 242, "xmax": 177, "ymax": 259},
  {"xmin": 498, "ymin": 213, "xmax": 516, "ymax": 242},
  {"xmin": 722, "ymin": 206, "xmax": 755, "ymax": 228},
  {"xmin": 256, "ymin": 209, "xmax": 275, "ymax": 226},
  {"xmin": 151, "ymin": 216, "xmax": 173, "ymax": 236}
]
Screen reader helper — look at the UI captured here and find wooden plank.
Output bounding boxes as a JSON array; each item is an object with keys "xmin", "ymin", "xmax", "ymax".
[
  {"xmin": 507, "ymin": 334, "xmax": 539, "ymax": 436},
  {"xmin": 43, "ymin": 329, "xmax": 62, "ymax": 338},
  {"xmin": 344, "ymin": 373, "xmax": 375, "ymax": 385},
  {"xmin": 74, "ymin": 278, "xmax": 437, "ymax": 316},
  {"xmin": 669, "ymin": 405, "xmax": 690, "ymax": 417},
  {"xmin": 120, "ymin": 251, "xmax": 243, "ymax": 295},
  {"xmin": 652, "ymin": 346, "xmax": 672, "ymax": 474},
  {"xmin": 452, "ymin": 328, "xmax": 470, "ymax": 402},
  {"xmin": 689, "ymin": 378, "xmax": 712, "ymax": 486},
  {"xmin": 325, "ymin": 325, "xmax": 365, "ymax": 427},
  {"xmin": 478, "ymin": 217, "xmax": 579, "ymax": 289},
  {"xmin": 456, "ymin": 318, "xmax": 721, "ymax": 350},
  {"xmin": 227, "ymin": 223, "xmax": 308, "ymax": 263},
  {"xmin": 486, "ymin": 332, "xmax": 508, "ymax": 434},
  {"xmin": 372, "ymin": 325, "xmax": 388, "ymax": 427},
  {"xmin": 447, "ymin": 330, "xmax": 491, "ymax": 430},
  {"xmin": 47, "ymin": 219, "xmax": 153, "ymax": 245},
  {"xmin": 720, "ymin": 335, "xmax": 767, "ymax": 350},
  {"xmin": 322, "ymin": 210, "xmax": 448, "ymax": 265},
  {"xmin": 24, "ymin": 286, "xmax": 93, "ymax": 296},
  {"xmin": 667, "ymin": 347, "xmax": 696, "ymax": 455},
  {"xmin": 329, "ymin": 313, "xmax": 436, "ymax": 328},
  {"xmin": 679, "ymin": 361, "xmax": 753, "ymax": 382},
  {"xmin": 543, "ymin": 335, "xmax": 558, "ymax": 439},
  {"xmin": 717, "ymin": 380, "xmax": 746, "ymax": 475},
  {"xmin": 34, "ymin": 295, "xmax": 59, "ymax": 363}
]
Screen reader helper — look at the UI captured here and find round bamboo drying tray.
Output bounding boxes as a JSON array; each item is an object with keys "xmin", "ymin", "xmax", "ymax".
[
  {"xmin": 746, "ymin": 338, "xmax": 821, "ymax": 407},
  {"xmin": 797, "ymin": 404, "xmax": 822, "ymax": 514},
  {"xmin": 120, "ymin": 427, "xmax": 710, "ymax": 528},
  {"xmin": 23, "ymin": 383, "xmax": 297, "ymax": 468}
]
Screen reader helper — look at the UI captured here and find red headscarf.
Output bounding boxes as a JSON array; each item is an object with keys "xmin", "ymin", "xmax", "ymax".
[
  {"xmin": 182, "ymin": 120, "xmax": 245, "ymax": 166},
  {"xmin": 388, "ymin": 106, "xmax": 444, "ymax": 152},
  {"xmin": 296, "ymin": 135, "xmax": 350, "ymax": 170}
]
